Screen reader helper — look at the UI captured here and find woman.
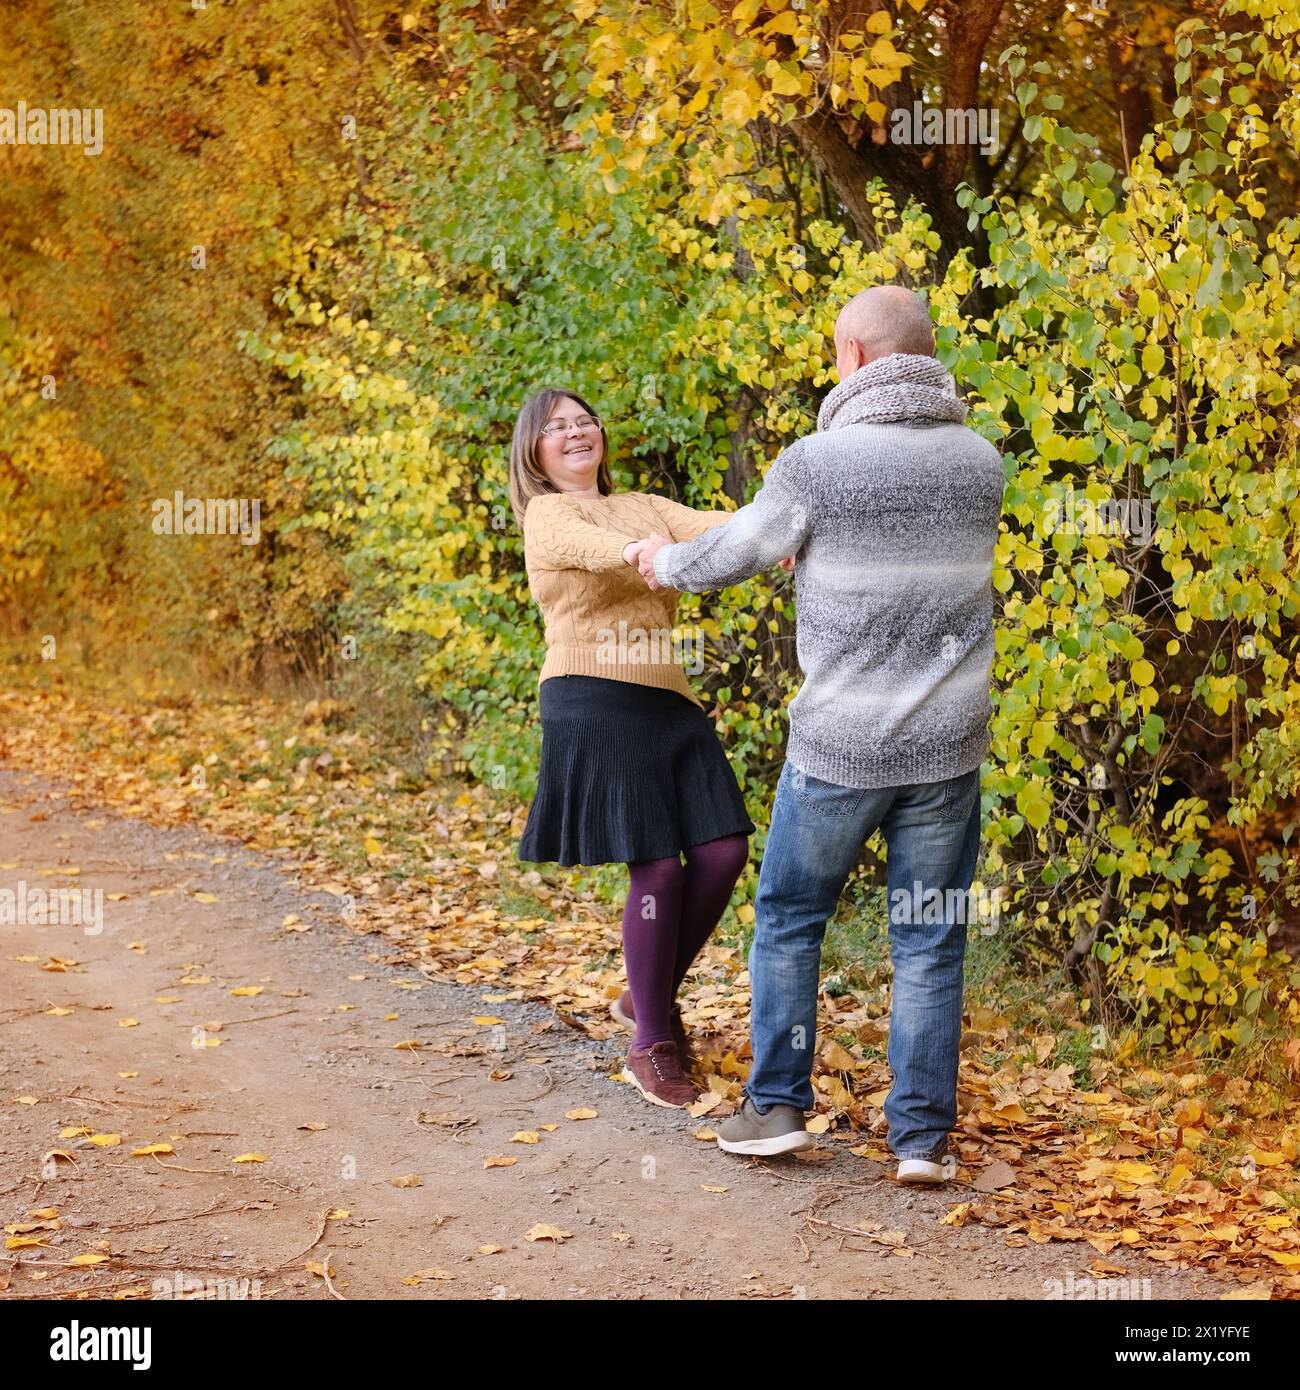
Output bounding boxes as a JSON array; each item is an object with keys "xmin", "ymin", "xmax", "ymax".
[{"xmin": 511, "ymin": 386, "xmax": 753, "ymax": 1110}]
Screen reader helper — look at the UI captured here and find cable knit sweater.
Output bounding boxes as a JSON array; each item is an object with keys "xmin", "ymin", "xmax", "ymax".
[{"xmin": 521, "ymin": 490, "xmax": 731, "ymax": 707}]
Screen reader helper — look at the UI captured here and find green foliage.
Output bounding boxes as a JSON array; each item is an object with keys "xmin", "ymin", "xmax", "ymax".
[{"xmin": 965, "ymin": 19, "xmax": 1300, "ymax": 1047}]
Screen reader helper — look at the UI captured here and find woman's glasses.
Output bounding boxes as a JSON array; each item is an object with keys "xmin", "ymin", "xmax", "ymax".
[{"xmin": 540, "ymin": 414, "xmax": 602, "ymax": 438}]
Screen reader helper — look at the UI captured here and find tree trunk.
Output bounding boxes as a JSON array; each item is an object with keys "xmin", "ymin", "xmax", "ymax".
[{"xmin": 786, "ymin": 0, "xmax": 1006, "ymax": 314}]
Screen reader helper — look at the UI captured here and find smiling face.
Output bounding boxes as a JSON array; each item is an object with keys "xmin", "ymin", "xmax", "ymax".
[{"xmin": 536, "ymin": 395, "xmax": 605, "ymax": 493}]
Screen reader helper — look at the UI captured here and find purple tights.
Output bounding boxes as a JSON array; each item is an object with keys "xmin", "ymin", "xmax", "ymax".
[{"xmin": 621, "ymin": 833, "xmax": 749, "ymax": 1048}]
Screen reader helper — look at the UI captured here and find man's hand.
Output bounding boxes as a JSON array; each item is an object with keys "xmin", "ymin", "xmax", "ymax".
[
  {"xmin": 634, "ymin": 532, "xmax": 673, "ymax": 591},
  {"xmin": 779, "ymin": 555, "xmax": 796, "ymax": 572}
]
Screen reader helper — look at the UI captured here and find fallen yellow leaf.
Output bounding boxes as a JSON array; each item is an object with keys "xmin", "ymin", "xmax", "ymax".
[
  {"xmin": 525, "ymin": 1224, "xmax": 572, "ymax": 1243},
  {"xmin": 400, "ymin": 1267, "xmax": 455, "ymax": 1284},
  {"xmin": 1165, "ymin": 1163, "xmax": 1193, "ymax": 1191},
  {"xmin": 821, "ymin": 1040, "xmax": 858, "ymax": 1070},
  {"xmin": 686, "ymin": 1092, "xmax": 723, "ymax": 1117},
  {"xmin": 991, "ymin": 1101, "xmax": 1029, "ymax": 1124}
]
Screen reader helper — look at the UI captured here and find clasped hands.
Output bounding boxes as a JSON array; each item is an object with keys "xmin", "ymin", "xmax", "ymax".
[
  {"xmin": 621, "ymin": 534, "xmax": 796, "ymax": 591},
  {"xmin": 622, "ymin": 534, "xmax": 673, "ymax": 591}
]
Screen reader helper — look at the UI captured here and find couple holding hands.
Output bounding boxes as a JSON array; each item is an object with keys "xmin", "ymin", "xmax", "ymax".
[{"xmin": 510, "ymin": 286, "xmax": 1004, "ymax": 1183}]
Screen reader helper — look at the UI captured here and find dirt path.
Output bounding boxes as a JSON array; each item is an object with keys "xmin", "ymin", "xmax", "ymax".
[{"xmin": 0, "ymin": 767, "xmax": 1232, "ymax": 1300}]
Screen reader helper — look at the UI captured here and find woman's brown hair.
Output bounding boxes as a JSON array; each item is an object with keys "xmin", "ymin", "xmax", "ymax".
[{"xmin": 508, "ymin": 387, "xmax": 613, "ymax": 529}]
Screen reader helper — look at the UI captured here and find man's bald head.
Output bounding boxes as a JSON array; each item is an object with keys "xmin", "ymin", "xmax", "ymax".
[{"xmin": 833, "ymin": 286, "xmax": 935, "ymax": 380}]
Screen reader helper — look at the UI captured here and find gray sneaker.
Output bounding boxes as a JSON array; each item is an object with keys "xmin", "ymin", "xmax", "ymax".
[
  {"xmin": 716, "ymin": 1097, "xmax": 815, "ymax": 1156},
  {"xmin": 896, "ymin": 1154, "xmax": 958, "ymax": 1184}
]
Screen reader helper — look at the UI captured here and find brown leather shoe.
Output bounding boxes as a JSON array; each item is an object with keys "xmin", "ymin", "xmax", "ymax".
[
  {"xmin": 621, "ymin": 1041, "xmax": 699, "ymax": 1108},
  {"xmin": 610, "ymin": 990, "xmax": 696, "ymax": 1074}
]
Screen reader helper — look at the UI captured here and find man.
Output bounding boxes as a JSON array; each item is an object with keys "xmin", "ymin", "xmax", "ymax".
[{"xmin": 628, "ymin": 285, "xmax": 1004, "ymax": 1183}]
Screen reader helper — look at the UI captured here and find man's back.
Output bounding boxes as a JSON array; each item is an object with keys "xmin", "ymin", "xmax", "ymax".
[
  {"xmin": 789, "ymin": 415, "xmax": 1005, "ymax": 789},
  {"xmin": 652, "ymin": 352, "xmax": 1006, "ymax": 790}
]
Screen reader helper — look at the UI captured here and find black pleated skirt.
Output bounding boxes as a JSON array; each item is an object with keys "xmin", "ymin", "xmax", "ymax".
[{"xmin": 517, "ymin": 675, "xmax": 756, "ymax": 866}]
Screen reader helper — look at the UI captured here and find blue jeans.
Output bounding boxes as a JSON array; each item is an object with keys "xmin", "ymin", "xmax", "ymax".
[{"xmin": 746, "ymin": 760, "xmax": 983, "ymax": 1160}]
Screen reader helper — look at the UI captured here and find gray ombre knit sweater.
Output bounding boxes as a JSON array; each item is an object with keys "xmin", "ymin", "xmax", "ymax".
[{"xmin": 653, "ymin": 353, "xmax": 1005, "ymax": 789}]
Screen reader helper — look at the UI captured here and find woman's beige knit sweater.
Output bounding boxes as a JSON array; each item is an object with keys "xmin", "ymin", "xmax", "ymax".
[{"xmin": 522, "ymin": 490, "xmax": 731, "ymax": 708}]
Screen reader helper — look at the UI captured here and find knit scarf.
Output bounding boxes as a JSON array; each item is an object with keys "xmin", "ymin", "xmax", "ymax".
[{"xmin": 816, "ymin": 352, "xmax": 967, "ymax": 432}]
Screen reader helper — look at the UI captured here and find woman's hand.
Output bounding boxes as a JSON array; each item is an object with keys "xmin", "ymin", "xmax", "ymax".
[
  {"xmin": 779, "ymin": 555, "xmax": 796, "ymax": 572},
  {"xmin": 622, "ymin": 535, "xmax": 669, "ymax": 590},
  {"xmin": 636, "ymin": 533, "xmax": 672, "ymax": 590}
]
